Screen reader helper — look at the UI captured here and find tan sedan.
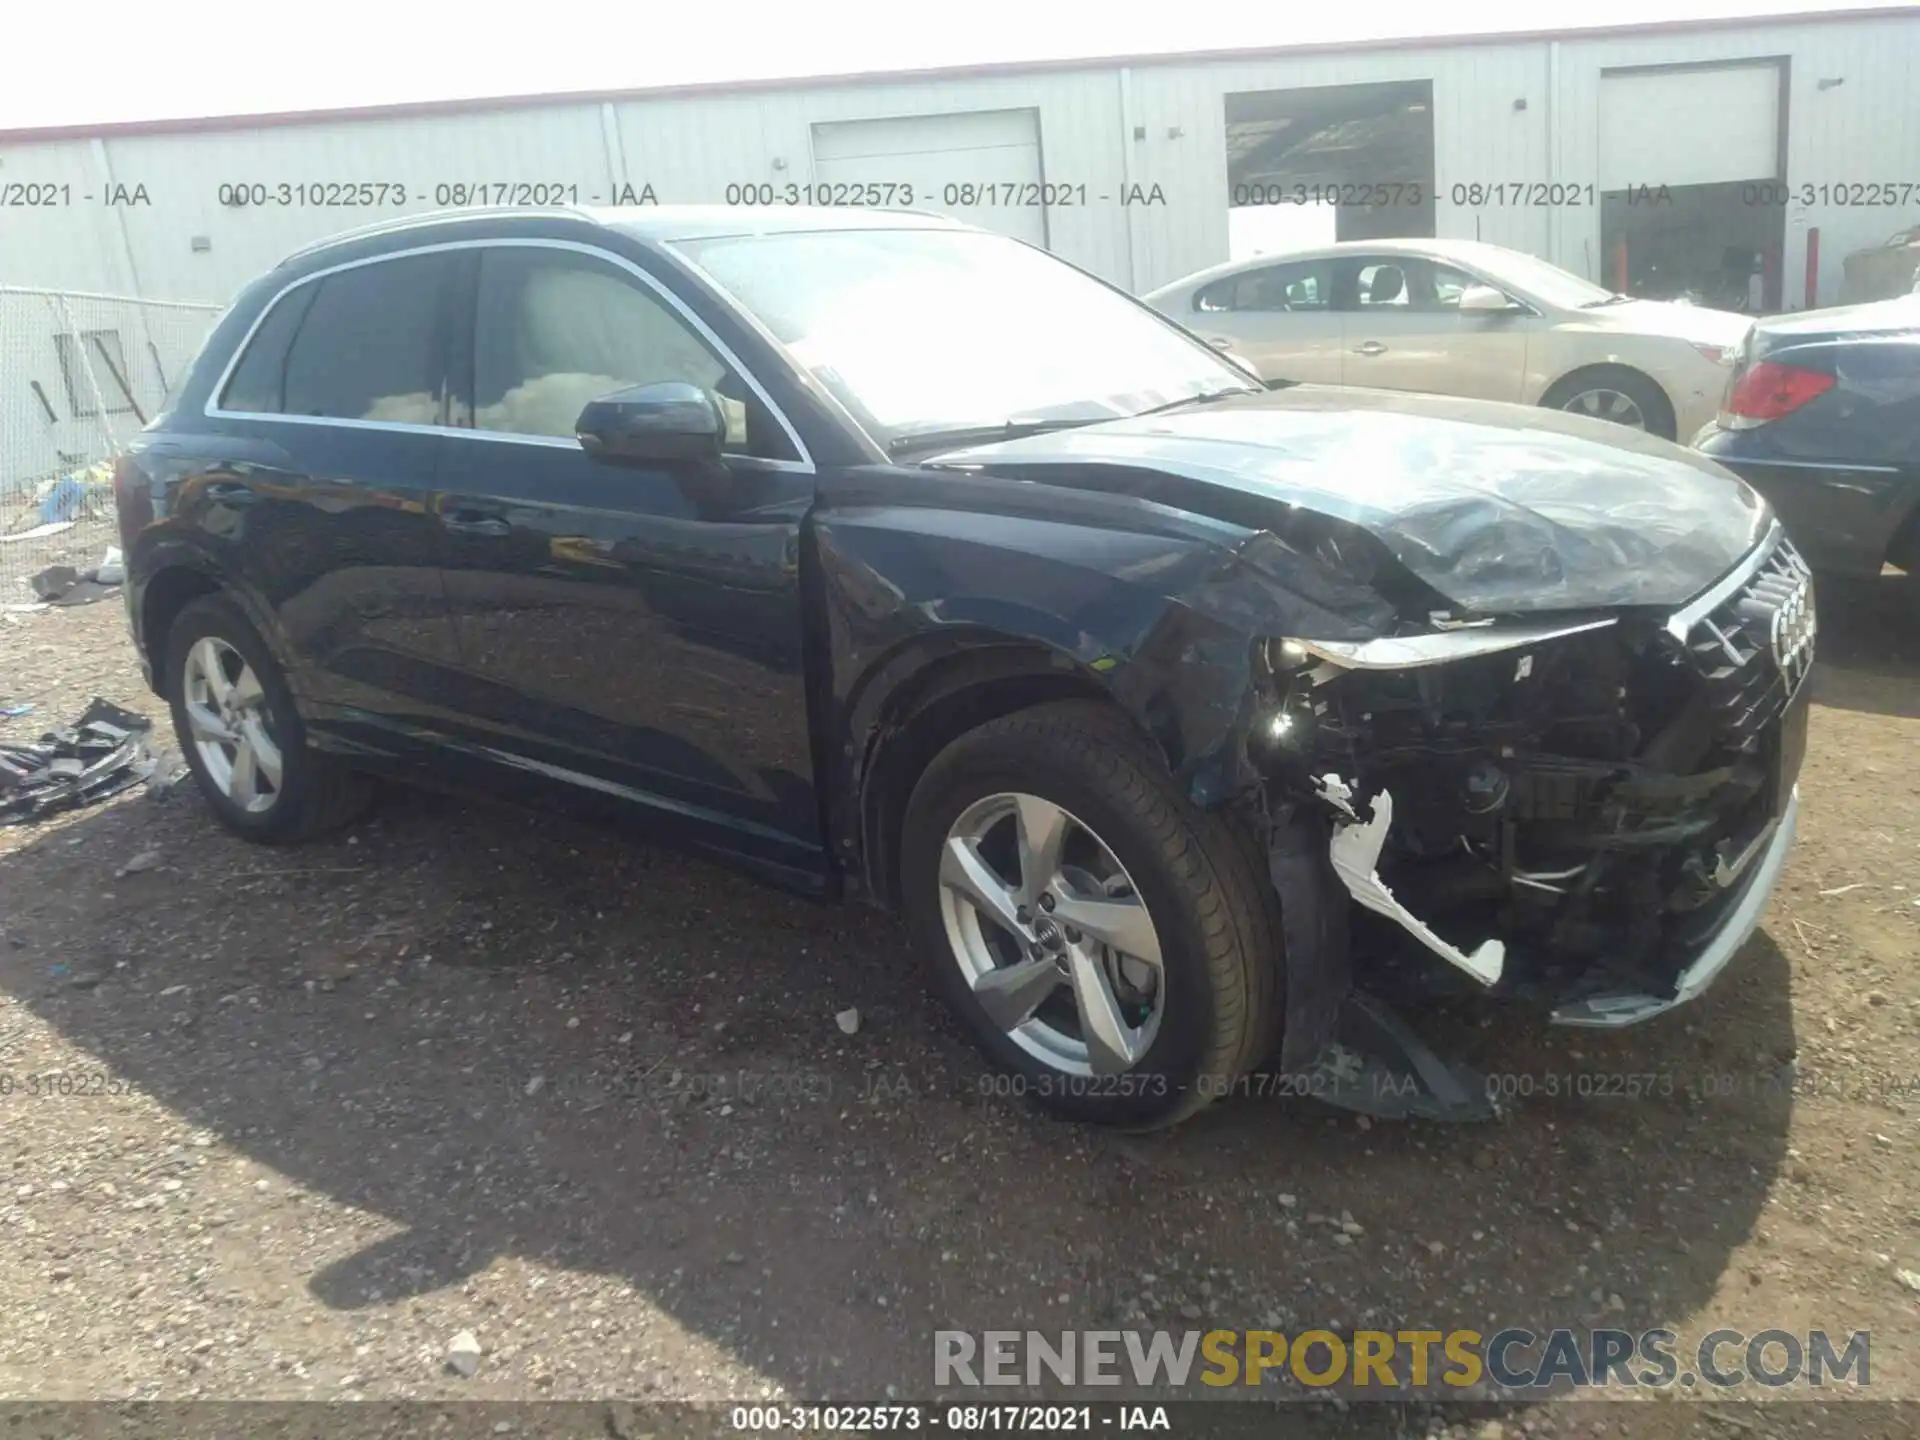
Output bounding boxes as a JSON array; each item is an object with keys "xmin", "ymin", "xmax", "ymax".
[{"xmin": 1142, "ymin": 239, "xmax": 1754, "ymax": 441}]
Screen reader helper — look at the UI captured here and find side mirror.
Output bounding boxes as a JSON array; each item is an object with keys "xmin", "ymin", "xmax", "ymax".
[
  {"xmin": 575, "ymin": 382, "xmax": 725, "ymax": 466},
  {"xmin": 1222, "ymin": 350, "xmax": 1264, "ymax": 383},
  {"xmin": 1458, "ymin": 284, "xmax": 1520, "ymax": 314}
]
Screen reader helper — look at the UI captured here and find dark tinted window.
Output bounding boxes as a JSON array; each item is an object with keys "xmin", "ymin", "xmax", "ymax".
[
  {"xmin": 1195, "ymin": 259, "xmax": 1335, "ymax": 313},
  {"xmin": 218, "ymin": 284, "xmax": 316, "ymax": 414},
  {"xmin": 473, "ymin": 246, "xmax": 796, "ymax": 460},
  {"xmin": 268, "ymin": 254, "xmax": 448, "ymax": 423}
]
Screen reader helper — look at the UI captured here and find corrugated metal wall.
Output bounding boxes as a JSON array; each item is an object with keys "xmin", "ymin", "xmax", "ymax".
[{"xmin": 0, "ymin": 13, "xmax": 1914, "ymax": 307}]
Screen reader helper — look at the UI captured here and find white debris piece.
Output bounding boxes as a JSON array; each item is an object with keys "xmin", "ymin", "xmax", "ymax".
[
  {"xmin": 446, "ymin": 1330, "xmax": 483, "ymax": 1377},
  {"xmin": 835, "ymin": 1008, "xmax": 861, "ymax": 1035},
  {"xmin": 1325, "ymin": 786, "xmax": 1505, "ymax": 985}
]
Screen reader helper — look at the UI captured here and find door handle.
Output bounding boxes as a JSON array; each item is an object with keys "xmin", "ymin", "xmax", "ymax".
[
  {"xmin": 440, "ymin": 508, "xmax": 510, "ymax": 537},
  {"xmin": 204, "ymin": 482, "xmax": 259, "ymax": 505},
  {"xmin": 1353, "ymin": 341, "xmax": 1388, "ymax": 357},
  {"xmin": 1206, "ymin": 336, "xmax": 1235, "ymax": 350}
]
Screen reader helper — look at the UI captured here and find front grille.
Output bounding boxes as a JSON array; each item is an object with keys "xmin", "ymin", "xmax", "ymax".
[{"xmin": 1681, "ymin": 535, "xmax": 1816, "ymax": 754}]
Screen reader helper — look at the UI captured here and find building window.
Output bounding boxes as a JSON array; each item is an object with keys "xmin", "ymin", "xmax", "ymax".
[{"xmin": 54, "ymin": 330, "xmax": 135, "ymax": 418}]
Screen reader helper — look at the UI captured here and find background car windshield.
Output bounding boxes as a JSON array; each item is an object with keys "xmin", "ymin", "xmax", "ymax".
[
  {"xmin": 1479, "ymin": 248, "xmax": 1617, "ymax": 309},
  {"xmin": 673, "ymin": 228, "xmax": 1248, "ymax": 443}
]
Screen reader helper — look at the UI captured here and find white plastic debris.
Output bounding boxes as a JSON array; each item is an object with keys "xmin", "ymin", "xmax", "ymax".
[
  {"xmin": 95, "ymin": 546, "xmax": 125, "ymax": 585},
  {"xmin": 446, "ymin": 1330, "xmax": 483, "ymax": 1377},
  {"xmin": 835, "ymin": 1008, "xmax": 861, "ymax": 1035}
]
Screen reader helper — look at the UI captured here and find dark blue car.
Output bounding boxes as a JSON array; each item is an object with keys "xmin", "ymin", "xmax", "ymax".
[{"xmin": 114, "ymin": 205, "xmax": 1813, "ymax": 1128}]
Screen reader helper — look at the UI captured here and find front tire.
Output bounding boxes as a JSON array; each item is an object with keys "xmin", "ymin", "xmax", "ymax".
[
  {"xmin": 900, "ymin": 700, "xmax": 1281, "ymax": 1128},
  {"xmin": 1541, "ymin": 366, "xmax": 1675, "ymax": 439},
  {"xmin": 165, "ymin": 594, "xmax": 372, "ymax": 844}
]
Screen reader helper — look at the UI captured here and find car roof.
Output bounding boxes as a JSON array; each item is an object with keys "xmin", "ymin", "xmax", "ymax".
[
  {"xmin": 1146, "ymin": 238, "xmax": 1530, "ymax": 294},
  {"xmin": 278, "ymin": 203, "xmax": 977, "ymax": 267}
]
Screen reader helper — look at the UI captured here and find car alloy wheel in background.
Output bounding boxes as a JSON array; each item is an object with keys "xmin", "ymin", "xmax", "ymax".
[{"xmin": 1559, "ymin": 385, "xmax": 1649, "ymax": 430}]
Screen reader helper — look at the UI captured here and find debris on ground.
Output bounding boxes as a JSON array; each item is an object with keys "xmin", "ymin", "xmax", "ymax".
[
  {"xmin": 23, "ymin": 551, "xmax": 124, "ymax": 608},
  {"xmin": 0, "ymin": 519, "xmax": 77, "ymax": 546},
  {"xmin": 0, "ymin": 698, "xmax": 161, "ymax": 825},
  {"xmin": 445, "ymin": 1330, "xmax": 484, "ymax": 1377},
  {"xmin": 835, "ymin": 1007, "xmax": 861, "ymax": 1035},
  {"xmin": 118, "ymin": 849, "xmax": 162, "ymax": 876}
]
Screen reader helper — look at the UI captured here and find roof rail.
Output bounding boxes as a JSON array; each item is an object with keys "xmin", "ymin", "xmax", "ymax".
[{"xmin": 277, "ymin": 204, "xmax": 596, "ymax": 266}]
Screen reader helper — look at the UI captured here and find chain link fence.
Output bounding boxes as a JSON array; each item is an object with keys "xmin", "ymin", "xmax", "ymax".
[{"xmin": 1, "ymin": 286, "xmax": 224, "ymax": 601}]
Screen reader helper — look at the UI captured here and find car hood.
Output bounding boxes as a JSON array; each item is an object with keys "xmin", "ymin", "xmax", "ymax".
[
  {"xmin": 1585, "ymin": 298, "xmax": 1755, "ymax": 349},
  {"xmin": 932, "ymin": 385, "xmax": 1773, "ymax": 616}
]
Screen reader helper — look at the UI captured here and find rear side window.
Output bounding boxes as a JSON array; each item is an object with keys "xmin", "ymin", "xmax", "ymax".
[
  {"xmin": 221, "ymin": 254, "xmax": 448, "ymax": 424},
  {"xmin": 218, "ymin": 285, "xmax": 315, "ymax": 414},
  {"xmin": 1195, "ymin": 260, "xmax": 1334, "ymax": 313}
]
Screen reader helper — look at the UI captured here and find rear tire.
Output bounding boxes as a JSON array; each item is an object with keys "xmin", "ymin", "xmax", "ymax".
[
  {"xmin": 900, "ymin": 700, "xmax": 1281, "ymax": 1129},
  {"xmin": 166, "ymin": 595, "xmax": 372, "ymax": 844}
]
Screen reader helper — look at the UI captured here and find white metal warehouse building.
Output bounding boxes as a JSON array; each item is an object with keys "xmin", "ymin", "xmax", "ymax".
[{"xmin": 1, "ymin": 6, "xmax": 1917, "ymax": 498}]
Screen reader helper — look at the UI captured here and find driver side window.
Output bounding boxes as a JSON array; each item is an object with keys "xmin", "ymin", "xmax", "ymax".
[{"xmin": 473, "ymin": 246, "xmax": 793, "ymax": 459}]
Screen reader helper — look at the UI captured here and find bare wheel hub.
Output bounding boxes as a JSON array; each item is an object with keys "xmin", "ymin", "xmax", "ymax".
[{"xmin": 936, "ymin": 792, "xmax": 1166, "ymax": 1076}]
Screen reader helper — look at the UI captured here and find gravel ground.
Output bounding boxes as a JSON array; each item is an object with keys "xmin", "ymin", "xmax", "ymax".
[{"xmin": 2, "ymin": 580, "xmax": 1918, "ymax": 1440}]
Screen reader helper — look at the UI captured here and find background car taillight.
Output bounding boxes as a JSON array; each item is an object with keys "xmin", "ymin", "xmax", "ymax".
[{"xmin": 1719, "ymin": 359, "xmax": 1836, "ymax": 429}]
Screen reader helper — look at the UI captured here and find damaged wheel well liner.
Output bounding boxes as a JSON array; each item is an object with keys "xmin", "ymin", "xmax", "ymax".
[
  {"xmin": 852, "ymin": 643, "xmax": 1147, "ymax": 910},
  {"xmin": 140, "ymin": 566, "xmax": 222, "ymax": 698}
]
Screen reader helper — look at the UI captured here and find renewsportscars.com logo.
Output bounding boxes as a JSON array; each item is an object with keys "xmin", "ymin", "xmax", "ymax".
[{"xmin": 933, "ymin": 1328, "xmax": 1871, "ymax": 1393}]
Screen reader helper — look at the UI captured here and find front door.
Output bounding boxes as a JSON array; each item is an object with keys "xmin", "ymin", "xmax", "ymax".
[
  {"xmin": 1338, "ymin": 255, "xmax": 1532, "ymax": 402},
  {"xmin": 433, "ymin": 241, "xmax": 824, "ymax": 878}
]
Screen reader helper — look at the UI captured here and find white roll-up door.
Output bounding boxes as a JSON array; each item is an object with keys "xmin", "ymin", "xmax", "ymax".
[
  {"xmin": 810, "ymin": 109, "xmax": 1047, "ymax": 247},
  {"xmin": 1598, "ymin": 64, "xmax": 1783, "ymax": 190}
]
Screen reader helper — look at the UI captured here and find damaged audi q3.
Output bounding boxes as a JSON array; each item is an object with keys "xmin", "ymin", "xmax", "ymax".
[{"xmin": 120, "ymin": 206, "xmax": 1814, "ymax": 1130}]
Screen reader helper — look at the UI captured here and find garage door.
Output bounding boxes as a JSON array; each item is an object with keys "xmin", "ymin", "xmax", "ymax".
[
  {"xmin": 1598, "ymin": 64, "xmax": 1783, "ymax": 190},
  {"xmin": 810, "ymin": 109, "xmax": 1048, "ymax": 247}
]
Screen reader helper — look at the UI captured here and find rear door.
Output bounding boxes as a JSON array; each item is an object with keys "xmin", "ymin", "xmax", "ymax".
[
  {"xmin": 200, "ymin": 249, "xmax": 467, "ymax": 758},
  {"xmin": 1187, "ymin": 257, "xmax": 1345, "ymax": 384},
  {"xmin": 1338, "ymin": 255, "xmax": 1531, "ymax": 402},
  {"xmin": 432, "ymin": 240, "xmax": 825, "ymax": 880}
]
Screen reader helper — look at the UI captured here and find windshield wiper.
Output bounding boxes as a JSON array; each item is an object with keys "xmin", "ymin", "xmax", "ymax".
[
  {"xmin": 1580, "ymin": 293, "xmax": 1637, "ymax": 308},
  {"xmin": 1129, "ymin": 383, "xmax": 1266, "ymax": 418},
  {"xmin": 884, "ymin": 417, "xmax": 1105, "ymax": 457}
]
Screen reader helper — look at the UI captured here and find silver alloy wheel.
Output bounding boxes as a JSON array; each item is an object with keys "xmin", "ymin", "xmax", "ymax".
[
  {"xmin": 181, "ymin": 636, "xmax": 284, "ymax": 814},
  {"xmin": 1560, "ymin": 386, "xmax": 1648, "ymax": 430},
  {"xmin": 937, "ymin": 791, "xmax": 1166, "ymax": 1076}
]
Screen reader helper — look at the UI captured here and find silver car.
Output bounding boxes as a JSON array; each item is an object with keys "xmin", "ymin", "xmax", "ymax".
[{"xmin": 1144, "ymin": 239, "xmax": 1754, "ymax": 441}]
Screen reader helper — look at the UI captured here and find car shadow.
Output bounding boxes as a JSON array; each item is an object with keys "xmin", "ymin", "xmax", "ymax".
[
  {"xmin": 1810, "ymin": 571, "xmax": 1920, "ymax": 719},
  {"xmin": 0, "ymin": 774, "xmax": 1797, "ymax": 1407}
]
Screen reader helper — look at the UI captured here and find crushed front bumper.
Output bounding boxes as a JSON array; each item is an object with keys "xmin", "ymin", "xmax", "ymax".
[{"xmin": 1549, "ymin": 783, "xmax": 1800, "ymax": 1027}]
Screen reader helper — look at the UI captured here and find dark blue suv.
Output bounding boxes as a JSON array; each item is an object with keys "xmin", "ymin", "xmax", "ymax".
[{"xmin": 117, "ymin": 205, "xmax": 1809, "ymax": 1127}]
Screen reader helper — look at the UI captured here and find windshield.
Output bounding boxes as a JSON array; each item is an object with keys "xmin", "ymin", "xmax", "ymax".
[
  {"xmin": 670, "ymin": 227, "xmax": 1255, "ymax": 448},
  {"xmin": 1478, "ymin": 248, "xmax": 1618, "ymax": 309}
]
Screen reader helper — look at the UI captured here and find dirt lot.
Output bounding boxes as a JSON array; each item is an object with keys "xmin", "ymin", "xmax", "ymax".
[{"xmin": 2, "ymin": 579, "xmax": 1918, "ymax": 1438}]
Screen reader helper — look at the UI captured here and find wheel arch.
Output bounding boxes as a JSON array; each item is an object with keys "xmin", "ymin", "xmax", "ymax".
[
  {"xmin": 138, "ymin": 554, "xmax": 294, "ymax": 704},
  {"xmin": 846, "ymin": 636, "xmax": 1161, "ymax": 911},
  {"xmin": 1539, "ymin": 361, "xmax": 1678, "ymax": 438}
]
